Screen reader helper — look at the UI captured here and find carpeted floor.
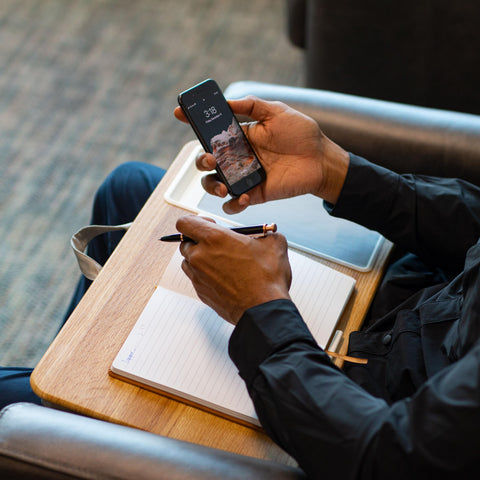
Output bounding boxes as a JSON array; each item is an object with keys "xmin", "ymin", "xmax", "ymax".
[{"xmin": 0, "ymin": 0, "xmax": 302, "ymax": 367}]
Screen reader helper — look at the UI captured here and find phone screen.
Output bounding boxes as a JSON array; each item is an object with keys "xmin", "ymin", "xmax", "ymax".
[{"xmin": 178, "ymin": 79, "xmax": 265, "ymax": 197}]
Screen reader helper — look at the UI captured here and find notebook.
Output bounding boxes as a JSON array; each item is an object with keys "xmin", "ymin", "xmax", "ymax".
[{"xmin": 110, "ymin": 248, "xmax": 355, "ymax": 427}]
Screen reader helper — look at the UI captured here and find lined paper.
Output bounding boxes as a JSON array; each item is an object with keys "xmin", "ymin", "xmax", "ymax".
[{"xmin": 111, "ymin": 248, "xmax": 355, "ymax": 426}]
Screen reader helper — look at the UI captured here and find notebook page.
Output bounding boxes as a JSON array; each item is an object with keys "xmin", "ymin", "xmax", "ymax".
[
  {"xmin": 158, "ymin": 249, "xmax": 198, "ymax": 300},
  {"xmin": 287, "ymin": 249, "xmax": 356, "ymax": 348},
  {"xmin": 159, "ymin": 248, "xmax": 356, "ymax": 348},
  {"xmin": 112, "ymin": 285, "xmax": 259, "ymax": 424}
]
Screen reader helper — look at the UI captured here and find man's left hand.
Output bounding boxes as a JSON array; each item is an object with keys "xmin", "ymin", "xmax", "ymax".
[{"xmin": 177, "ymin": 215, "xmax": 292, "ymax": 325}]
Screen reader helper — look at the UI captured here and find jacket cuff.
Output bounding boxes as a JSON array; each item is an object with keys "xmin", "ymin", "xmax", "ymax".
[
  {"xmin": 228, "ymin": 299, "xmax": 318, "ymax": 385},
  {"xmin": 324, "ymin": 153, "xmax": 400, "ymax": 230}
]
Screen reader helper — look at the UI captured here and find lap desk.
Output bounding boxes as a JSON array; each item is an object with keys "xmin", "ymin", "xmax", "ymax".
[{"xmin": 31, "ymin": 141, "xmax": 392, "ymax": 465}]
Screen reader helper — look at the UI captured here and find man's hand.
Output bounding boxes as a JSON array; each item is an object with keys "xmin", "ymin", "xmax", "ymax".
[
  {"xmin": 174, "ymin": 96, "xmax": 349, "ymax": 213},
  {"xmin": 177, "ymin": 215, "xmax": 292, "ymax": 325}
]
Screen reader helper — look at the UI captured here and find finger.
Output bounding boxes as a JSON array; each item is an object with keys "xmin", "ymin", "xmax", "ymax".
[
  {"xmin": 178, "ymin": 218, "xmax": 201, "ymax": 261},
  {"xmin": 201, "ymin": 174, "xmax": 229, "ymax": 198},
  {"xmin": 197, "ymin": 216, "xmax": 217, "ymax": 224},
  {"xmin": 254, "ymin": 230, "xmax": 287, "ymax": 249},
  {"xmin": 222, "ymin": 194, "xmax": 251, "ymax": 214},
  {"xmin": 228, "ymin": 96, "xmax": 283, "ymax": 122},
  {"xmin": 180, "ymin": 257, "xmax": 193, "ymax": 277},
  {"xmin": 259, "ymin": 233, "xmax": 292, "ymax": 289},
  {"xmin": 239, "ymin": 122, "xmax": 255, "ymax": 141},
  {"xmin": 269, "ymin": 231, "xmax": 289, "ymax": 252},
  {"xmin": 174, "ymin": 106, "xmax": 188, "ymax": 123},
  {"xmin": 195, "ymin": 152, "xmax": 216, "ymax": 171},
  {"xmin": 179, "ymin": 236, "xmax": 195, "ymax": 258},
  {"xmin": 222, "ymin": 182, "xmax": 269, "ymax": 214},
  {"xmin": 181, "ymin": 258, "xmax": 200, "ymax": 291},
  {"xmin": 176, "ymin": 214, "xmax": 226, "ymax": 244}
]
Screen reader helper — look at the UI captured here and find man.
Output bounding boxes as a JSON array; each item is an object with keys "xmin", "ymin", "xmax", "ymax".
[
  {"xmin": 3, "ymin": 95, "xmax": 478, "ymax": 477},
  {"xmin": 174, "ymin": 97, "xmax": 480, "ymax": 478}
]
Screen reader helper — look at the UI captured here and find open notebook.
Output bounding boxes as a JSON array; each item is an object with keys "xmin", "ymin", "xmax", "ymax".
[{"xmin": 110, "ymin": 248, "xmax": 355, "ymax": 427}]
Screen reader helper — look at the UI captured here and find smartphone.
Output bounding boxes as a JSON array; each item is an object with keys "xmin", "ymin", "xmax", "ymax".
[{"xmin": 178, "ymin": 79, "xmax": 266, "ymax": 197}]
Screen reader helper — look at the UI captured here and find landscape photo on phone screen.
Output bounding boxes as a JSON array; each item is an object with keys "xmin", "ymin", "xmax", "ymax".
[{"xmin": 209, "ymin": 118, "xmax": 261, "ymax": 185}]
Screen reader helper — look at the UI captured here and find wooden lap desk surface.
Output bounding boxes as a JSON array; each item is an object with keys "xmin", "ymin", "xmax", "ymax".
[{"xmin": 31, "ymin": 141, "xmax": 392, "ymax": 465}]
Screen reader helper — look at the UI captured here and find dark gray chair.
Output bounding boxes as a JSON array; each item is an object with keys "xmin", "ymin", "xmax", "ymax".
[
  {"xmin": 287, "ymin": 0, "xmax": 480, "ymax": 114},
  {"xmin": 0, "ymin": 403, "xmax": 304, "ymax": 479}
]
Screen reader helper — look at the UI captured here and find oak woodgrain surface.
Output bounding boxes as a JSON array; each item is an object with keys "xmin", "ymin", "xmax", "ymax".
[{"xmin": 31, "ymin": 141, "xmax": 392, "ymax": 465}]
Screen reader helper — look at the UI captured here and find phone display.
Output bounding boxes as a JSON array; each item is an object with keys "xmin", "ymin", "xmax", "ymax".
[{"xmin": 178, "ymin": 79, "xmax": 266, "ymax": 197}]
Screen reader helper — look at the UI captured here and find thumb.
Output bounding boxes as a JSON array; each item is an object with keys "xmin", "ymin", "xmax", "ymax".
[
  {"xmin": 228, "ymin": 96, "xmax": 284, "ymax": 122},
  {"xmin": 174, "ymin": 106, "xmax": 188, "ymax": 123}
]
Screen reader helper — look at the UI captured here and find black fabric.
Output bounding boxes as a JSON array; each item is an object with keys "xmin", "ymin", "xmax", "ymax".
[{"xmin": 229, "ymin": 154, "xmax": 480, "ymax": 479}]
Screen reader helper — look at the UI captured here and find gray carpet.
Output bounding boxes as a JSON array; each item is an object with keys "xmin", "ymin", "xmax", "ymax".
[{"xmin": 0, "ymin": 0, "xmax": 302, "ymax": 367}]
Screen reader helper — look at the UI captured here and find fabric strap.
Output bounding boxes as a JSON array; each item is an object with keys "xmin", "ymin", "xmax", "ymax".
[{"xmin": 70, "ymin": 223, "xmax": 131, "ymax": 281}]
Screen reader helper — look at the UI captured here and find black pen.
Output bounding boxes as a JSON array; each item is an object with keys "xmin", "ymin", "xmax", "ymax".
[{"xmin": 160, "ymin": 223, "xmax": 277, "ymax": 242}]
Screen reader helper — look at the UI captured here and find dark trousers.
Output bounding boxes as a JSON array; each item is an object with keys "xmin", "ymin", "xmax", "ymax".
[{"xmin": 0, "ymin": 162, "xmax": 165, "ymax": 409}]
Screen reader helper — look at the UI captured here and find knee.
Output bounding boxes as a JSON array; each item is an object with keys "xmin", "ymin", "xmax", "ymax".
[
  {"xmin": 93, "ymin": 162, "xmax": 166, "ymax": 224},
  {"xmin": 99, "ymin": 162, "xmax": 155, "ymax": 203}
]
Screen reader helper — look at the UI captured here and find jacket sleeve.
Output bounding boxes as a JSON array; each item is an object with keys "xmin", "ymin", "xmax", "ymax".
[
  {"xmin": 229, "ymin": 300, "xmax": 480, "ymax": 479},
  {"xmin": 329, "ymin": 154, "xmax": 480, "ymax": 275}
]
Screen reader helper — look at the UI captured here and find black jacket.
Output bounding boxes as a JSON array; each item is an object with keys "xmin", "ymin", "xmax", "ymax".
[{"xmin": 229, "ymin": 154, "xmax": 480, "ymax": 479}]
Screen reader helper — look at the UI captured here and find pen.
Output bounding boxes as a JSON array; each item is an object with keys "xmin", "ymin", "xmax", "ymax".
[{"xmin": 160, "ymin": 223, "xmax": 277, "ymax": 242}]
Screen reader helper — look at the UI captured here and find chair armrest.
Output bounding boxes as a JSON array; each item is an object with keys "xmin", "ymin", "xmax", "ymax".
[
  {"xmin": 225, "ymin": 81, "xmax": 480, "ymax": 185},
  {"xmin": 0, "ymin": 403, "xmax": 305, "ymax": 480}
]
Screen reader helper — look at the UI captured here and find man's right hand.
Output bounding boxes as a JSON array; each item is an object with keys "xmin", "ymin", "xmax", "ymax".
[{"xmin": 174, "ymin": 96, "xmax": 350, "ymax": 214}]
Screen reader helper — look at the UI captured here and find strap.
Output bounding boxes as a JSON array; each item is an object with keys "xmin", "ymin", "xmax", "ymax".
[
  {"xmin": 70, "ymin": 223, "xmax": 131, "ymax": 281},
  {"xmin": 325, "ymin": 350, "xmax": 368, "ymax": 365}
]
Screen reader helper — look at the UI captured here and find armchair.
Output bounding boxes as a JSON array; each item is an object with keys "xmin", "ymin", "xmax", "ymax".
[
  {"xmin": 0, "ymin": 403, "xmax": 305, "ymax": 479},
  {"xmin": 287, "ymin": 0, "xmax": 480, "ymax": 114},
  {"xmin": 2, "ymin": 81, "xmax": 480, "ymax": 479}
]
